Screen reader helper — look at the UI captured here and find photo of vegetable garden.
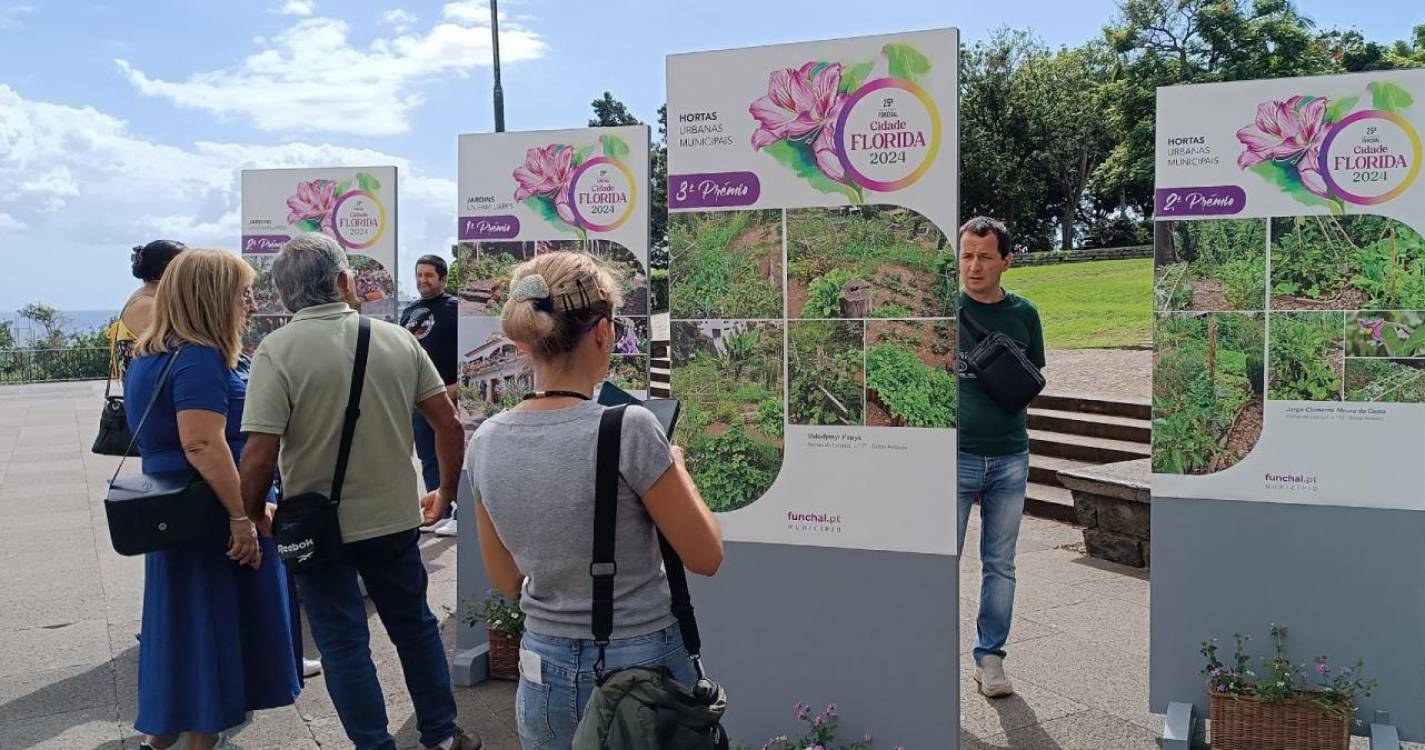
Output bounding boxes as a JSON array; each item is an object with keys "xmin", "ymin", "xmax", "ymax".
[
  {"xmin": 244, "ymin": 254, "xmax": 287, "ymax": 315},
  {"xmin": 670, "ymin": 321, "xmax": 785, "ymax": 513},
  {"xmin": 1347, "ymin": 311, "xmax": 1425, "ymax": 358},
  {"xmin": 669, "ymin": 210, "xmax": 783, "ymax": 320},
  {"xmin": 1268, "ymin": 312, "xmax": 1344, "ymax": 401},
  {"xmin": 1346, "ymin": 359, "xmax": 1425, "ymax": 404},
  {"xmin": 1152, "ymin": 312, "xmax": 1265, "ymax": 475},
  {"xmin": 865, "ymin": 319, "xmax": 957, "ymax": 428},
  {"xmin": 607, "ymin": 355, "xmax": 650, "ymax": 393},
  {"xmin": 787, "ymin": 205, "xmax": 953, "ymax": 319},
  {"xmin": 1154, "ymin": 219, "xmax": 1267, "ymax": 312},
  {"xmin": 1270, "ymin": 215, "xmax": 1425, "ymax": 310},
  {"xmin": 787, "ymin": 320, "xmax": 864, "ymax": 426},
  {"xmin": 242, "ymin": 315, "xmax": 292, "ymax": 355},
  {"xmin": 349, "ymin": 254, "xmax": 396, "ymax": 319},
  {"xmin": 450, "ymin": 242, "xmax": 534, "ymax": 317}
]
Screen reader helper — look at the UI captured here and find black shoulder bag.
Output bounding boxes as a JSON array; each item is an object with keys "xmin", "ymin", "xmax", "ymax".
[
  {"xmin": 272, "ymin": 316, "xmax": 371, "ymax": 573},
  {"xmin": 572, "ymin": 405, "xmax": 729, "ymax": 749},
  {"xmin": 959, "ymin": 307, "xmax": 1045, "ymax": 415},
  {"xmin": 93, "ymin": 308, "xmax": 136, "ymax": 456},
  {"xmin": 104, "ymin": 346, "xmax": 228, "ymax": 556}
]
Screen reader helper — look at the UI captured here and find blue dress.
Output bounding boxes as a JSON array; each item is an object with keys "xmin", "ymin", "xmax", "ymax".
[{"xmin": 124, "ymin": 345, "xmax": 301, "ymax": 736}]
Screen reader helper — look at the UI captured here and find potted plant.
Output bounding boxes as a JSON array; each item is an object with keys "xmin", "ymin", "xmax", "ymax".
[
  {"xmin": 465, "ymin": 589, "xmax": 524, "ymax": 680},
  {"xmin": 741, "ymin": 703, "xmax": 896, "ymax": 750},
  {"xmin": 1201, "ymin": 624, "xmax": 1377, "ymax": 750}
]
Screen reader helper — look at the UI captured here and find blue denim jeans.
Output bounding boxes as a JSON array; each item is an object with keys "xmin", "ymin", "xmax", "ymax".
[
  {"xmin": 294, "ymin": 529, "xmax": 457, "ymax": 750},
  {"xmin": 412, "ymin": 411, "xmax": 452, "ymax": 519},
  {"xmin": 957, "ymin": 450, "xmax": 1031, "ymax": 664},
  {"xmin": 515, "ymin": 623, "xmax": 698, "ymax": 749}
]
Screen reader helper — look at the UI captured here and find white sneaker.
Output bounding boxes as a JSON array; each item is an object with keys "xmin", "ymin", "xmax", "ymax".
[
  {"xmin": 974, "ymin": 655, "xmax": 1014, "ymax": 697},
  {"xmin": 434, "ymin": 518, "xmax": 458, "ymax": 537},
  {"xmin": 419, "ymin": 519, "xmax": 441, "ymax": 533},
  {"xmin": 302, "ymin": 658, "xmax": 322, "ymax": 678}
]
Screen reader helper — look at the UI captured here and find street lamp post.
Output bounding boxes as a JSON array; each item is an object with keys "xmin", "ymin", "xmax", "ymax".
[{"xmin": 490, "ymin": 0, "xmax": 505, "ymax": 132}]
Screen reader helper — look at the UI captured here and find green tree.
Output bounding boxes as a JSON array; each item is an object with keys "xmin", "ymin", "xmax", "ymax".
[
  {"xmin": 0, "ymin": 320, "xmax": 14, "ymax": 350},
  {"xmin": 1320, "ymin": 24, "xmax": 1425, "ymax": 71},
  {"xmin": 1099, "ymin": 0, "xmax": 1338, "ymax": 214},
  {"xmin": 19, "ymin": 302, "xmax": 68, "ymax": 350},
  {"xmin": 588, "ymin": 93, "xmax": 668, "ymax": 267}
]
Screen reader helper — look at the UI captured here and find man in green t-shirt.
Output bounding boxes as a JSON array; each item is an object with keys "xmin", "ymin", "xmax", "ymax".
[{"xmin": 956, "ymin": 216, "xmax": 1045, "ymax": 699}]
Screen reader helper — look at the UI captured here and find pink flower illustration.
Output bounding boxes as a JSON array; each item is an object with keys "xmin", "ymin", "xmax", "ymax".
[
  {"xmin": 512, "ymin": 144, "xmax": 575, "ymax": 202},
  {"xmin": 286, "ymin": 179, "xmax": 336, "ymax": 231},
  {"xmin": 749, "ymin": 62, "xmax": 848, "ymax": 183},
  {"xmin": 1236, "ymin": 96, "xmax": 1331, "ymax": 197}
]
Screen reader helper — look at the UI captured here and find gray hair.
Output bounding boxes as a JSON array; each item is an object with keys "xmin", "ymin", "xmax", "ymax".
[{"xmin": 272, "ymin": 233, "xmax": 349, "ymax": 312}]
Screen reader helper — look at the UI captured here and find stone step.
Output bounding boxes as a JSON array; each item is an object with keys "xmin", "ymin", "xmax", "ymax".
[
  {"xmin": 1027, "ymin": 408, "xmax": 1152, "ymax": 444},
  {"xmin": 1028, "ymin": 454, "xmax": 1098, "ymax": 487},
  {"xmin": 1033, "ymin": 391, "xmax": 1151, "ymax": 421},
  {"xmin": 1029, "ymin": 429, "xmax": 1152, "ymax": 464},
  {"xmin": 1024, "ymin": 481, "xmax": 1077, "ymax": 524}
]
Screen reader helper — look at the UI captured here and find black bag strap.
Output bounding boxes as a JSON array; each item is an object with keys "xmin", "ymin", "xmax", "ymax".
[
  {"xmin": 329, "ymin": 316, "xmax": 372, "ymax": 506},
  {"xmin": 109, "ymin": 344, "xmax": 186, "ymax": 484},
  {"xmin": 958, "ymin": 305, "xmax": 992, "ymax": 345},
  {"xmin": 660, "ymin": 532, "xmax": 702, "ymax": 660}
]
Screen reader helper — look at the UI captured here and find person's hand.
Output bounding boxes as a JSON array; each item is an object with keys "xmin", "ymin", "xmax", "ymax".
[
  {"xmin": 227, "ymin": 518, "xmax": 262, "ymax": 569},
  {"xmin": 420, "ymin": 489, "xmax": 454, "ymax": 526},
  {"xmin": 254, "ymin": 504, "xmax": 276, "ymax": 539}
]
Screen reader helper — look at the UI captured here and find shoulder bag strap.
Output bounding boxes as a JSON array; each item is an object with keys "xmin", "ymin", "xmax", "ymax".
[
  {"xmin": 958, "ymin": 305, "xmax": 992, "ymax": 346},
  {"xmin": 590, "ymin": 404, "xmax": 627, "ymax": 676},
  {"xmin": 108, "ymin": 344, "xmax": 186, "ymax": 484},
  {"xmin": 329, "ymin": 316, "xmax": 372, "ymax": 506}
]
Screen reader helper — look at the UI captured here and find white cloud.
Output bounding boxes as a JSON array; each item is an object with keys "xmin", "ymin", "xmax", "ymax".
[
  {"xmin": 0, "ymin": 85, "xmax": 456, "ymax": 307},
  {"xmin": 0, "ymin": 4, "xmax": 34, "ymax": 29},
  {"xmin": 381, "ymin": 8, "xmax": 418, "ymax": 29},
  {"xmin": 116, "ymin": 2, "xmax": 546, "ymax": 136},
  {"xmin": 274, "ymin": 0, "xmax": 314, "ymax": 17}
]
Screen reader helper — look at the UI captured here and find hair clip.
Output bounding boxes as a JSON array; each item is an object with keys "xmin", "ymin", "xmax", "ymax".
[{"xmin": 510, "ymin": 274, "xmax": 551, "ymax": 303}]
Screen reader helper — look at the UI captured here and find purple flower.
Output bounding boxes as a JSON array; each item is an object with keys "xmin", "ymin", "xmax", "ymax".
[
  {"xmin": 616, "ymin": 322, "xmax": 640, "ymax": 355},
  {"xmin": 826, "ymin": 703, "xmax": 838, "ymax": 717},
  {"xmin": 1359, "ymin": 318, "xmax": 1387, "ymax": 343},
  {"xmin": 813, "ymin": 715, "xmax": 825, "ymax": 727},
  {"xmin": 1342, "ymin": 667, "xmax": 1353, "ymax": 676},
  {"xmin": 286, "ymin": 179, "xmax": 336, "ymax": 232},
  {"xmin": 512, "ymin": 145, "xmax": 578, "ymax": 225},
  {"xmin": 749, "ymin": 62, "xmax": 849, "ymax": 184},
  {"xmin": 862, "ymin": 735, "xmax": 873, "ymax": 744},
  {"xmin": 1236, "ymin": 96, "xmax": 1331, "ymax": 198},
  {"xmin": 1318, "ymin": 662, "xmax": 1331, "ymax": 675},
  {"xmin": 796, "ymin": 703, "xmax": 810, "ymax": 721}
]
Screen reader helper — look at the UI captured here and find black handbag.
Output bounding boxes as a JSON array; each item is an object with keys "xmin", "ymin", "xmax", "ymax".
[
  {"xmin": 92, "ymin": 323, "xmax": 133, "ymax": 456},
  {"xmin": 272, "ymin": 316, "xmax": 371, "ymax": 573},
  {"xmin": 574, "ymin": 404, "xmax": 730, "ymax": 748},
  {"xmin": 104, "ymin": 347, "xmax": 227, "ymax": 556},
  {"xmin": 959, "ymin": 307, "xmax": 1046, "ymax": 415}
]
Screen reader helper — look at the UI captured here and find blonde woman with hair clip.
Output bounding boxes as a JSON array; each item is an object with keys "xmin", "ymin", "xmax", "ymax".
[
  {"xmin": 123, "ymin": 249, "xmax": 300, "ymax": 750},
  {"xmin": 464, "ymin": 251, "xmax": 723, "ymax": 748}
]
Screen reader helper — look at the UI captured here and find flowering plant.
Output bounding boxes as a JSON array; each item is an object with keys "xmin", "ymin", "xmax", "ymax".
[
  {"xmin": 464, "ymin": 589, "xmax": 525, "ymax": 639},
  {"xmin": 748, "ymin": 42, "xmax": 931, "ymax": 203},
  {"xmin": 1236, "ymin": 80, "xmax": 1414, "ymax": 211},
  {"xmin": 745, "ymin": 703, "xmax": 893, "ymax": 750},
  {"xmin": 1201, "ymin": 623, "xmax": 1377, "ymax": 720},
  {"xmin": 286, "ymin": 171, "xmax": 382, "ymax": 236},
  {"xmin": 512, "ymin": 133, "xmax": 631, "ymax": 238}
]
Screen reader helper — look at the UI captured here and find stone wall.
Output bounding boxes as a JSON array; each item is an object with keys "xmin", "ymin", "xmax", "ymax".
[{"xmin": 1014, "ymin": 245, "xmax": 1153, "ymax": 267}]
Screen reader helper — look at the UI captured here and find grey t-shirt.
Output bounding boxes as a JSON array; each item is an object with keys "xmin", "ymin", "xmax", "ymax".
[{"xmin": 465, "ymin": 401, "xmax": 678, "ymax": 640}]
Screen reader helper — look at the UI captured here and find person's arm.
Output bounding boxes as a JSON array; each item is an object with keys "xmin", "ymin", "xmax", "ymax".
[
  {"xmin": 416, "ymin": 391, "xmax": 463, "ymax": 522},
  {"xmin": 124, "ymin": 296, "xmax": 155, "ymax": 338},
  {"xmin": 177, "ymin": 409, "xmax": 260, "ymax": 568},
  {"xmin": 474, "ymin": 501, "xmax": 524, "ymax": 597},
  {"xmin": 1029, "ymin": 307, "xmax": 1047, "ymax": 369},
  {"xmin": 239, "ymin": 432, "xmax": 281, "ymax": 536},
  {"xmin": 643, "ymin": 446, "xmax": 724, "ymax": 577}
]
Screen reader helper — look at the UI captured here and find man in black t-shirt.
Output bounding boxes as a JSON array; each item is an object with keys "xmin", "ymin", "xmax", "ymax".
[{"xmin": 401, "ymin": 254, "xmax": 460, "ymax": 535}]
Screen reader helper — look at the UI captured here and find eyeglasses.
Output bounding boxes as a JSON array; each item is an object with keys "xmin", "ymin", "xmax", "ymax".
[{"xmin": 582, "ymin": 315, "xmax": 629, "ymax": 341}]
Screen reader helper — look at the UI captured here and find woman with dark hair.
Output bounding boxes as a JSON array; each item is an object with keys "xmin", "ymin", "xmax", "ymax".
[{"xmin": 111, "ymin": 240, "xmax": 186, "ymax": 379}]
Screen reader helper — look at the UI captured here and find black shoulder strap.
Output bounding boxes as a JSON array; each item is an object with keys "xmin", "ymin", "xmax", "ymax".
[
  {"xmin": 958, "ymin": 305, "xmax": 991, "ymax": 345},
  {"xmin": 330, "ymin": 316, "xmax": 372, "ymax": 506},
  {"xmin": 591, "ymin": 405, "xmax": 627, "ymax": 653},
  {"xmin": 659, "ymin": 532, "xmax": 702, "ymax": 658},
  {"xmin": 109, "ymin": 344, "xmax": 185, "ymax": 484}
]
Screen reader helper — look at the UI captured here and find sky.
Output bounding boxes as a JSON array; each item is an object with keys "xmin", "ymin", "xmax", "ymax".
[{"xmin": 0, "ymin": 0, "xmax": 1419, "ymax": 310}]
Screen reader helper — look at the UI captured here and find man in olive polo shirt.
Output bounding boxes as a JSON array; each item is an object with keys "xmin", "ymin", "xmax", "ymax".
[
  {"xmin": 956, "ymin": 216, "xmax": 1045, "ymax": 700},
  {"xmin": 238, "ymin": 234, "xmax": 479, "ymax": 750}
]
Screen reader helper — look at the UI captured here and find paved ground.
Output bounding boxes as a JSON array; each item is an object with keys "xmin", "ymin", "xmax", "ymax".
[
  {"xmin": 1041, "ymin": 348, "xmax": 1151, "ymax": 400},
  {"xmin": 0, "ymin": 381, "xmax": 1414, "ymax": 749}
]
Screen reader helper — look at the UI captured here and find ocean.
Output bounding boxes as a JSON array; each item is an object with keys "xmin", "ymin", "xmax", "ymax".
[{"xmin": 1, "ymin": 309, "xmax": 119, "ymax": 346}]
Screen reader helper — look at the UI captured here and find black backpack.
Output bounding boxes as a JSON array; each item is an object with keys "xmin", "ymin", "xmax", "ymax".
[{"xmin": 571, "ymin": 405, "xmax": 729, "ymax": 750}]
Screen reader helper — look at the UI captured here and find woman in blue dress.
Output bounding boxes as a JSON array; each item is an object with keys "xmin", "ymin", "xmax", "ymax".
[{"xmin": 123, "ymin": 249, "xmax": 300, "ymax": 750}]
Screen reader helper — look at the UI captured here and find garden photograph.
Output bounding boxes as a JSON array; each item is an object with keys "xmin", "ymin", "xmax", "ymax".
[
  {"xmin": 1270, "ymin": 215, "xmax": 1425, "ymax": 310},
  {"xmin": 243, "ymin": 254, "xmax": 287, "ymax": 315},
  {"xmin": 614, "ymin": 315, "xmax": 650, "ymax": 355},
  {"xmin": 669, "ymin": 209, "xmax": 784, "ymax": 320},
  {"xmin": 1268, "ymin": 311, "xmax": 1344, "ymax": 401},
  {"xmin": 456, "ymin": 316, "xmax": 530, "ymax": 425},
  {"xmin": 1346, "ymin": 359, "xmax": 1425, "ymax": 404},
  {"xmin": 864, "ymin": 319, "xmax": 957, "ymax": 428},
  {"xmin": 1346, "ymin": 311, "xmax": 1425, "ymax": 358},
  {"xmin": 349, "ymin": 254, "xmax": 396, "ymax": 319},
  {"xmin": 607, "ymin": 355, "xmax": 650, "ymax": 393},
  {"xmin": 242, "ymin": 314, "xmax": 291, "ymax": 355},
  {"xmin": 787, "ymin": 320, "xmax": 864, "ymax": 427},
  {"xmin": 670, "ymin": 320, "xmax": 785, "ymax": 513},
  {"xmin": 451, "ymin": 241, "xmax": 535, "ymax": 317},
  {"xmin": 786, "ymin": 205, "xmax": 953, "ymax": 319},
  {"xmin": 1152, "ymin": 312, "xmax": 1265, "ymax": 475},
  {"xmin": 1154, "ymin": 219, "xmax": 1267, "ymax": 312}
]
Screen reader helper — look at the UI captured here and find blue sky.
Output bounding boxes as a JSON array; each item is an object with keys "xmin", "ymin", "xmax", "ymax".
[{"xmin": 0, "ymin": 0, "xmax": 1419, "ymax": 311}]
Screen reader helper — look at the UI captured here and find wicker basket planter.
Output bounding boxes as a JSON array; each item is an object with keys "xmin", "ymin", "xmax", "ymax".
[
  {"xmin": 487, "ymin": 629, "xmax": 520, "ymax": 681},
  {"xmin": 1209, "ymin": 692, "xmax": 1350, "ymax": 750}
]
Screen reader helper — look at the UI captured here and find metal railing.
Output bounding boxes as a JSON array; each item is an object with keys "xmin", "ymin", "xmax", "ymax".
[{"xmin": 0, "ymin": 348, "xmax": 111, "ymax": 384}]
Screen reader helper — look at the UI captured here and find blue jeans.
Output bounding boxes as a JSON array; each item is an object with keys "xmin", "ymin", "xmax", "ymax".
[
  {"xmin": 412, "ymin": 411, "xmax": 452, "ymax": 519},
  {"xmin": 957, "ymin": 449, "xmax": 1031, "ymax": 664},
  {"xmin": 516, "ymin": 623, "xmax": 698, "ymax": 749},
  {"xmin": 294, "ymin": 529, "xmax": 457, "ymax": 750}
]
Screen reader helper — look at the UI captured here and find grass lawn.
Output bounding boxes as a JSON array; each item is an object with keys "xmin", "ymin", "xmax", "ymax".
[{"xmin": 1002, "ymin": 258, "xmax": 1153, "ymax": 349}]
